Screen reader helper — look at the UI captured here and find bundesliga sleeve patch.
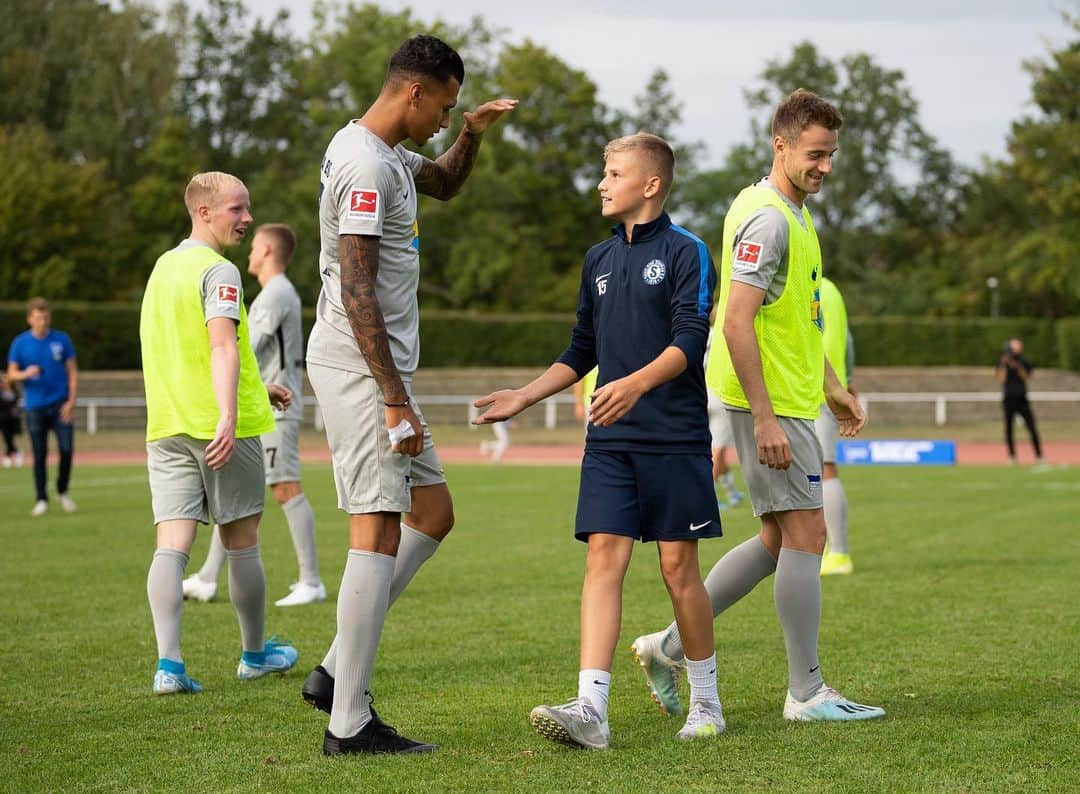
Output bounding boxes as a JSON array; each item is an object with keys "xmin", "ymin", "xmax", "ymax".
[
  {"xmin": 217, "ymin": 284, "xmax": 239, "ymax": 308},
  {"xmin": 348, "ymin": 188, "xmax": 379, "ymax": 219},
  {"xmin": 735, "ymin": 240, "xmax": 763, "ymax": 267}
]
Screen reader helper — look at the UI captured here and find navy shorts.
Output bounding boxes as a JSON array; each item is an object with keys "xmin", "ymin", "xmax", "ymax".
[{"xmin": 575, "ymin": 451, "xmax": 723, "ymax": 543}]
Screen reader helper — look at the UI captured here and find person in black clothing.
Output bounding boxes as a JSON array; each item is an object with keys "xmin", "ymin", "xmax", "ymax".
[
  {"xmin": 0, "ymin": 374, "xmax": 24, "ymax": 468},
  {"xmin": 997, "ymin": 337, "xmax": 1043, "ymax": 463}
]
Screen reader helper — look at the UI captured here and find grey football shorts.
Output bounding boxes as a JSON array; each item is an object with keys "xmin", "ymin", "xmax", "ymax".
[
  {"xmin": 261, "ymin": 419, "xmax": 301, "ymax": 485},
  {"xmin": 727, "ymin": 407, "xmax": 824, "ymax": 517},
  {"xmin": 308, "ymin": 362, "xmax": 445, "ymax": 515},
  {"xmin": 708, "ymin": 390, "xmax": 734, "ymax": 449},
  {"xmin": 814, "ymin": 404, "xmax": 839, "ymax": 465},
  {"xmin": 147, "ymin": 435, "xmax": 265, "ymax": 525}
]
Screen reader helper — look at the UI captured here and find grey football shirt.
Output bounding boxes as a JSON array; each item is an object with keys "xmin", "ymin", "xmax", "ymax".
[
  {"xmin": 730, "ymin": 178, "xmax": 809, "ymax": 305},
  {"xmin": 307, "ymin": 120, "xmax": 426, "ymax": 377},
  {"xmin": 248, "ymin": 273, "xmax": 304, "ymax": 421}
]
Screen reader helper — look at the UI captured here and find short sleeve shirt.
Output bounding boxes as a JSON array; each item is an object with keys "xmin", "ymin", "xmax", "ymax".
[
  {"xmin": 7, "ymin": 329, "xmax": 76, "ymax": 409},
  {"xmin": 307, "ymin": 121, "xmax": 425, "ymax": 377},
  {"xmin": 248, "ymin": 273, "xmax": 304, "ymax": 421},
  {"xmin": 730, "ymin": 178, "xmax": 808, "ymax": 305},
  {"xmin": 168, "ymin": 239, "xmax": 243, "ymax": 325}
]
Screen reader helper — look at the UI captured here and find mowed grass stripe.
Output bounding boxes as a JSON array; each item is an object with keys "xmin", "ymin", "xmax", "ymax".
[{"xmin": 0, "ymin": 463, "xmax": 1077, "ymax": 792}]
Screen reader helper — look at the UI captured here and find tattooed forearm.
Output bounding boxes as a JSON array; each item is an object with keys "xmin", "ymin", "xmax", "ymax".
[
  {"xmin": 414, "ymin": 128, "xmax": 483, "ymax": 200},
  {"xmin": 339, "ymin": 234, "xmax": 408, "ymax": 405}
]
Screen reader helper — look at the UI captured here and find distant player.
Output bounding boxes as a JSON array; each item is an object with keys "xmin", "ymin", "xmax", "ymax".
[
  {"xmin": 183, "ymin": 223, "xmax": 327, "ymax": 606},
  {"xmin": 705, "ymin": 327, "xmax": 744, "ymax": 509},
  {"xmin": 479, "ymin": 420, "xmax": 513, "ymax": 462},
  {"xmin": 816, "ymin": 277, "xmax": 856, "ymax": 575},
  {"xmin": 476, "ymin": 132, "xmax": 725, "ymax": 749},
  {"xmin": 632, "ymin": 90, "xmax": 884, "ymax": 722},
  {"xmin": 572, "ymin": 367, "xmax": 598, "ymax": 427},
  {"xmin": 301, "ymin": 35, "xmax": 516, "ymax": 755},
  {"xmin": 141, "ymin": 171, "xmax": 298, "ymax": 695}
]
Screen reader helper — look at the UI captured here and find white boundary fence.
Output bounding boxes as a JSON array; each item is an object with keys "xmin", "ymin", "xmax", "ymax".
[{"xmin": 74, "ymin": 392, "xmax": 1079, "ymax": 434}]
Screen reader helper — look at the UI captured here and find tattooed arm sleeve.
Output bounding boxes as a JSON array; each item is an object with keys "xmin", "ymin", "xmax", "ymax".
[
  {"xmin": 412, "ymin": 128, "xmax": 483, "ymax": 200},
  {"xmin": 339, "ymin": 233, "xmax": 408, "ymax": 405}
]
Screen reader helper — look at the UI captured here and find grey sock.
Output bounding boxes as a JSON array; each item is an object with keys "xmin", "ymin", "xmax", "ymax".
[
  {"xmin": 197, "ymin": 525, "xmax": 227, "ymax": 584},
  {"xmin": 147, "ymin": 548, "xmax": 188, "ymax": 662},
  {"xmin": 227, "ymin": 544, "xmax": 266, "ymax": 654},
  {"xmin": 328, "ymin": 550, "xmax": 394, "ymax": 738},
  {"xmin": 283, "ymin": 494, "xmax": 321, "ymax": 586},
  {"xmin": 823, "ymin": 479, "xmax": 849, "ymax": 555},
  {"xmin": 321, "ymin": 525, "xmax": 441, "ymax": 672},
  {"xmin": 661, "ymin": 535, "xmax": 777, "ymax": 661},
  {"xmin": 774, "ymin": 548, "xmax": 824, "ymax": 701}
]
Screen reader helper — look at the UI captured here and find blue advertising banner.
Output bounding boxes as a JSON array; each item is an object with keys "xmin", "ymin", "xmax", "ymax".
[{"xmin": 837, "ymin": 440, "xmax": 956, "ymax": 465}]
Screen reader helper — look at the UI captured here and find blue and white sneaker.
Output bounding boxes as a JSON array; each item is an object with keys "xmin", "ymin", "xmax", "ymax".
[
  {"xmin": 153, "ymin": 659, "xmax": 202, "ymax": 695},
  {"xmin": 783, "ymin": 686, "xmax": 885, "ymax": 721},
  {"xmin": 237, "ymin": 637, "xmax": 299, "ymax": 680},
  {"xmin": 630, "ymin": 630, "xmax": 684, "ymax": 716}
]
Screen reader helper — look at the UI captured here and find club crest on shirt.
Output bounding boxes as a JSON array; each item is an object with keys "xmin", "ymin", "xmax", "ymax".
[
  {"xmin": 735, "ymin": 240, "xmax": 762, "ymax": 266},
  {"xmin": 642, "ymin": 259, "xmax": 666, "ymax": 286},
  {"xmin": 217, "ymin": 284, "xmax": 239, "ymax": 308},
  {"xmin": 50, "ymin": 342, "xmax": 64, "ymax": 361},
  {"xmin": 348, "ymin": 188, "xmax": 379, "ymax": 218}
]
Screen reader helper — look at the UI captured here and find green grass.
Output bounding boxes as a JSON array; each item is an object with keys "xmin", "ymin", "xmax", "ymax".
[{"xmin": 1, "ymin": 462, "xmax": 1078, "ymax": 792}]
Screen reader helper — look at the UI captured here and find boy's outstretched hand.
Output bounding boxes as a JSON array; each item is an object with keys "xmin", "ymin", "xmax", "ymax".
[{"xmin": 473, "ymin": 389, "xmax": 528, "ymax": 424}]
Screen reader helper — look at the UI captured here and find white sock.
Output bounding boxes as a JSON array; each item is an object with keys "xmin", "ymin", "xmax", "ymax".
[
  {"xmin": 578, "ymin": 668, "xmax": 611, "ymax": 722},
  {"xmin": 686, "ymin": 652, "xmax": 720, "ymax": 707}
]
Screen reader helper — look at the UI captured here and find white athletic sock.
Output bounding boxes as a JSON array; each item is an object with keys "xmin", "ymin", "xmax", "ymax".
[
  {"xmin": 227, "ymin": 544, "xmax": 266, "ymax": 654},
  {"xmin": 578, "ymin": 668, "xmax": 611, "ymax": 722},
  {"xmin": 197, "ymin": 525, "xmax": 227, "ymax": 584},
  {"xmin": 282, "ymin": 494, "xmax": 321, "ymax": 586},
  {"xmin": 823, "ymin": 478, "xmax": 849, "ymax": 555},
  {"xmin": 321, "ymin": 525, "xmax": 441, "ymax": 673},
  {"xmin": 147, "ymin": 548, "xmax": 188, "ymax": 663},
  {"xmin": 328, "ymin": 550, "xmax": 394, "ymax": 738},
  {"xmin": 686, "ymin": 652, "xmax": 720, "ymax": 707}
]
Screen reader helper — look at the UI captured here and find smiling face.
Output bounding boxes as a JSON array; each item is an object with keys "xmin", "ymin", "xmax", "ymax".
[
  {"xmin": 405, "ymin": 76, "xmax": 460, "ymax": 146},
  {"xmin": 775, "ymin": 124, "xmax": 838, "ymax": 202},
  {"xmin": 203, "ymin": 184, "xmax": 253, "ymax": 251}
]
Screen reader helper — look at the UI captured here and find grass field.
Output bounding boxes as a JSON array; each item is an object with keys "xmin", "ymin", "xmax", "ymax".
[{"xmin": 1, "ymin": 461, "xmax": 1078, "ymax": 792}]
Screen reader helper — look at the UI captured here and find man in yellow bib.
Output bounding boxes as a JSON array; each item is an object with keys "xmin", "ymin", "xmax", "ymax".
[
  {"xmin": 141, "ymin": 172, "xmax": 298, "ymax": 695},
  {"xmin": 633, "ymin": 90, "xmax": 883, "ymax": 722}
]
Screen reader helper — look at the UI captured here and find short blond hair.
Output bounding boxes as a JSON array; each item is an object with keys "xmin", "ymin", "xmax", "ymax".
[
  {"xmin": 184, "ymin": 171, "xmax": 247, "ymax": 216},
  {"xmin": 604, "ymin": 133, "xmax": 676, "ymax": 199}
]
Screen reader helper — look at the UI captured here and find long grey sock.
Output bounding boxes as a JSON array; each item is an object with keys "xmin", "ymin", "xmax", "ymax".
[
  {"xmin": 227, "ymin": 544, "xmax": 266, "ymax": 654},
  {"xmin": 328, "ymin": 550, "xmax": 394, "ymax": 738},
  {"xmin": 147, "ymin": 548, "xmax": 188, "ymax": 662},
  {"xmin": 823, "ymin": 479, "xmax": 849, "ymax": 555},
  {"xmin": 321, "ymin": 524, "xmax": 441, "ymax": 671},
  {"xmin": 661, "ymin": 535, "xmax": 777, "ymax": 661},
  {"xmin": 197, "ymin": 525, "xmax": 227, "ymax": 584},
  {"xmin": 774, "ymin": 547, "xmax": 824, "ymax": 701},
  {"xmin": 283, "ymin": 493, "xmax": 321, "ymax": 586}
]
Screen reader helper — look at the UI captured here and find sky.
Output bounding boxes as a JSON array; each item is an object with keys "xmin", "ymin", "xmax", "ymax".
[{"xmin": 160, "ymin": 0, "xmax": 1071, "ymax": 168}]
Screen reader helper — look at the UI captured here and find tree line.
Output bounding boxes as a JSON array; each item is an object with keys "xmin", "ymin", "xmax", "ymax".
[{"xmin": 0, "ymin": 1, "xmax": 1075, "ymax": 319}]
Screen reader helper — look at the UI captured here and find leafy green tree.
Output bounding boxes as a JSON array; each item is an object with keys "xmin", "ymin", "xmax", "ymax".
[
  {"xmin": 681, "ymin": 42, "xmax": 958, "ymax": 315},
  {"xmin": 946, "ymin": 18, "xmax": 1079, "ymax": 319}
]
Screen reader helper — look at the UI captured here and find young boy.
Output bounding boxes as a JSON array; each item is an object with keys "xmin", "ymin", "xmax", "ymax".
[
  {"xmin": 140, "ymin": 171, "xmax": 298, "ymax": 694},
  {"xmin": 474, "ymin": 133, "xmax": 724, "ymax": 749}
]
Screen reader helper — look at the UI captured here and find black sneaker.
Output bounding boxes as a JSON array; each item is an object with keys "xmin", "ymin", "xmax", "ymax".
[
  {"xmin": 301, "ymin": 666, "xmax": 385, "ymax": 728},
  {"xmin": 323, "ymin": 719, "xmax": 438, "ymax": 756}
]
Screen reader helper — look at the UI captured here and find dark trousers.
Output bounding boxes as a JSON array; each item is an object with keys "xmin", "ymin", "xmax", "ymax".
[
  {"xmin": 25, "ymin": 401, "xmax": 74, "ymax": 501},
  {"xmin": 1, "ymin": 417, "xmax": 19, "ymax": 455},
  {"xmin": 1004, "ymin": 396, "xmax": 1042, "ymax": 459}
]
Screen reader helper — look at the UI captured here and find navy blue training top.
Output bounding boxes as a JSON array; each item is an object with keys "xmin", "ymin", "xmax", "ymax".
[{"xmin": 557, "ymin": 211, "xmax": 716, "ymax": 454}]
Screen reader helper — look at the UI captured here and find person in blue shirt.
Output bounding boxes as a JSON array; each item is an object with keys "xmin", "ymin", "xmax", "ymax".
[
  {"xmin": 6, "ymin": 297, "xmax": 78, "ymax": 516},
  {"xmin": 474, "ymin": 133, "xmax": 725, "ymax": 749}
]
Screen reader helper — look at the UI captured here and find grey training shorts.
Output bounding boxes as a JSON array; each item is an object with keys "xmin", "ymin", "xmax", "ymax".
[
  {"xmin": 147, "ymin": 435, "xmax": 265, "ymax": 525},
  {"xmin": 727, "ymin": 407, "xmax": 824, "ymax": 517},
  {"xmin": 813, "ymin": 404, "xmax": 839, "ymax": 465},
  {"xmin": 308, "ymin": 362, "xmax": 445, "ymax": 515},
  {"xmin": 261, "ymin": 418, "xmax": 301, "ymax": 485},
  {"xmin": 708, "ymin": 390, "xmax": 734, "ymax": 449}
]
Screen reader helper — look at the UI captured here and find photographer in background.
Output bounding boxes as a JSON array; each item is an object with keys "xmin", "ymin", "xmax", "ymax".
[{"xmin": 996, "ymin": 337, "xmax": 1043, "ymax": 465}]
